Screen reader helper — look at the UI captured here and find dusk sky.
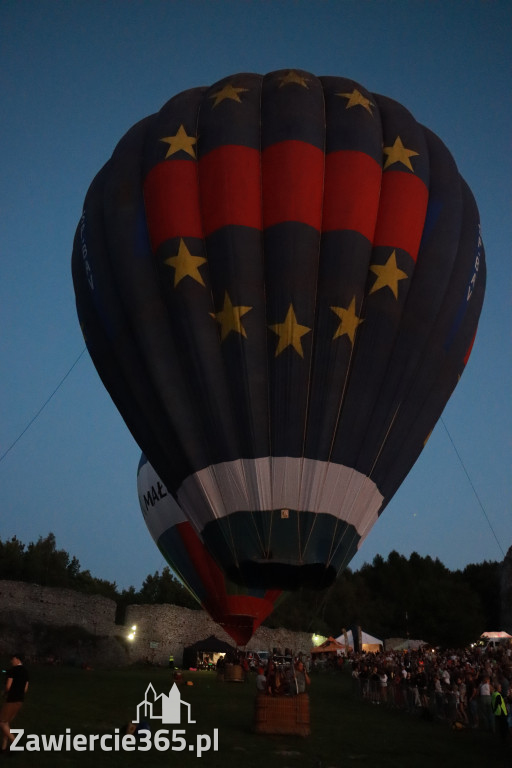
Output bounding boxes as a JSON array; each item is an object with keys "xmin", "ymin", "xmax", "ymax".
[{"xmin": 1, "ymin": 0, "xmax": 511, "ymax": 592}]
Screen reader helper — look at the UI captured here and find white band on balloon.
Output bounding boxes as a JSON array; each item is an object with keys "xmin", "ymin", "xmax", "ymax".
[
  {"xmin": 137, "ymin": 460, "xmax": 188, "ymax": 544},
  {"xmin": 174, "ymin": 457, "xmax": 383, "ymax": 544}
]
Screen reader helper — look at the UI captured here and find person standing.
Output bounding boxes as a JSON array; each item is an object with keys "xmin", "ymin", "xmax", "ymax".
[
  {"xmin": 466, "ymin": 672, "xmax": 479, "ymax": 728},
  {"xmin": 255, "ymin": 667, "xmax": 267, "ymax": 692},
  {"xmin": 379, "ymin": 669, "xmax": 388, "ymax": 704},
  {"xmin": 293, "ymin": 661, "xmax": 310, "ymax": 695},
  {"xmin": 491, "ymin": 682, "xmax": 509, "ymax": 740},
  {"xmin": 0, "ymin": 653, "xmax": 29, "ymax": 752},
  {"xmin": 479, "ymin": 675, "xmax": 494, "ymax": 732}
]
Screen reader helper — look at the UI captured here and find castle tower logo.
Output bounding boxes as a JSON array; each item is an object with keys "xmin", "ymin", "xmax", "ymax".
[{"xmin": 134, "ymin": 682, "xmax": 195, "ymax": 725}]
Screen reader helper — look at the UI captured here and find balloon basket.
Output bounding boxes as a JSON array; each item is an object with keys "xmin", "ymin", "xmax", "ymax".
[
  {"xmin": 254, "ymin": 694, "xmax": 310, "ymax": 736},
  {"xmin": 223, "ymin": 663, "xmax": 245, "ymax": 682}
]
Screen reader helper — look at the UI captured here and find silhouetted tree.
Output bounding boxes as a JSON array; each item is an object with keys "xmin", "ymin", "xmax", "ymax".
[
  {"xmin": 138, "ymin": 567, "xmax": 198, "ymax": 609},
  {"xmin": 265, "ymin": 550, "xmax": 498, "ymax": 648},
  {"xmin": 0, "ymin": 536, "xmax": 25, "ymax": 580}
]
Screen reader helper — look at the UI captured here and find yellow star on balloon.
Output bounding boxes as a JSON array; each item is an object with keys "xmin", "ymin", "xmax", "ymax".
[
  {"xmin": 213, "ymin": 292, "xmax": 252, "ymax": 341},
  {"xmin": 279, "ymin": 70, "xmax": 309, "ymax": 88},
  {"xmin": 269, "ymin": 304, "xmax": 311, "ymax": 358},
  {"xmin": 369, "ymin": 251, "xmax": 408, "ymax": 299},
  {"xmin": 160, "ymin": 125, "xmax": 197, "ymax": 158},
  {"xmin": 164, "ymin": 239, "xmax": 207, "ymax": 287},
  {"xmin": 383, "ymin": 136, "xmax": 419, "ymax": 171},
  {"xmin": 331, "ymin": 297, "xmax": 364, "ymax": 345},
  {"xmin": 337, "ymin": 88, "xmax": 374, "ymax": 115},
  {"xmin": 209, "ymin": 83, "xmax": 248, "ymax": 108}
]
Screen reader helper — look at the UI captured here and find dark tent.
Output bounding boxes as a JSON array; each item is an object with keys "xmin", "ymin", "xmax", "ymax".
[{"xmin": 182, "ymin": 635, "xmax": 236, "ymax": 669}]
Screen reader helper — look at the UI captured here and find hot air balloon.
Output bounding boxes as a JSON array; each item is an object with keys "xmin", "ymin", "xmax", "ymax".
[
  {"xmin": 72, "ymin": 70, "xmax": 485, "ymax": 591},
  {"xmin": 137, "ymin": 454, "xmax": 282, "ymax": 646}
]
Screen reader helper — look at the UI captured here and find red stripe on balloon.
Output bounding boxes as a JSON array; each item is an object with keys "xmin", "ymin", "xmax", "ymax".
[
  {"xmin": 177, "ymin": 521, "xmax": 224, "ymax": 598},
  {"xmin": 143, "ymin": 149, "xmax": 422, "ymax": 256},
  {"xmin": 464, "ymin": 330, "xmax": 477, "ymax": 365},
  {"xmin": 225, "ymin": 595, "xmax": 274, "ymax": 624},
  {"xmin": 322, "ymin": 150, "xmax": 382, "ymax": 240},
  {"xmin": 144, "ymin": 161, "xmax": 203, "ymax": 250},
  {"xmin": 264, "ymin": 588, "xmax": 282, "ymax": 603},
  {"xmin": 262, "ymin": 140, "xmax": 324, "ymax": 229},
  {"xmin": 199, "ymin": 145, "xmax": 262, "ymax": 234},
  {"xmin": 373, "ymin": 171, "xmax": 429, "ymax": 261}
]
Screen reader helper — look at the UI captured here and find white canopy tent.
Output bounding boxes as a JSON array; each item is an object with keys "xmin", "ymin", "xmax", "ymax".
[
  {"xmin": 386, "ymin": 638, "xmax": 428, "ymax": 651},
  {"xmin": 336, "ymin": 630, "xmax": 383, "ymax": 653},
  {"xmin": 481, "ymin": 631, "xmax": 512, "ymax": 639}
]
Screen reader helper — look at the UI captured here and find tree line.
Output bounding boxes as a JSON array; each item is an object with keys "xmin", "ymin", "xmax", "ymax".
[
  {"xmin": 267, "ymin": 551, "xmax": 502, "ymax": 648},
  {"xmin": 0, "ymin": 533, "xmax": 197, "ymax": 613},
  {"xmin": 0, "ymin": 534, "xmax": 501, "ymax": 647}
]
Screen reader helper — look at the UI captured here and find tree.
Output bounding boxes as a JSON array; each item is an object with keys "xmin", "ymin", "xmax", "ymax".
[
  {"xmin": 138, "ymin": 567, "xmax": 198, "ymax": 609},
  {"xmin": 0, "ymin": 533, "xmax": 502, "ymax": 646},
  {"xmin": 0, "ymin": 536, "xmax": 25, "ymax": 580},
  {"xmin": 462, "ymin": 561, "xmax": 502, "ymax": 630},
  {"xmin": 265, "ymin": 550, "xmax": 495, "ymax": 647}
]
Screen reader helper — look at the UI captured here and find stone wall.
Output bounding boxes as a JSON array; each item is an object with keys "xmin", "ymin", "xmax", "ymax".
[
  {"xmin": 124, "ymin": 603, "xmax": 312, "ymax": 666},
  {"xmin": 0, "ymin": 581, "xmax": 313, "ymax": 666},
  {"xmin": 0, "ymin": 580, "xmax": 116, "ymax": 635}
]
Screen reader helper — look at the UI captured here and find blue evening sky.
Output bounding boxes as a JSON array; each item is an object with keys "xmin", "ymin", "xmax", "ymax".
[{"xmin": 1, "ymin": 0, "xmax": 510, "ymax": 590}]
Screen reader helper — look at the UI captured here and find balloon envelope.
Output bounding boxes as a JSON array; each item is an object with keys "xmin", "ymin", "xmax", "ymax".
[
  {"xmin": 137, "ymin": 454, "xmax": 282, "ymax": 646},
  {"xmin": 73, "ymin": 70, "xmax": 485, "ymax": 590}
]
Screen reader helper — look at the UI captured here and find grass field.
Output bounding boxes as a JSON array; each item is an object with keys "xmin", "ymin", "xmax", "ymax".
[{"xmin": 3, "ymin": 663, "xmax": 512, "ymax": 767}]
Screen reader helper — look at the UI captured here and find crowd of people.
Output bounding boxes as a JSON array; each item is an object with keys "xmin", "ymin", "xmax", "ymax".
[
  {"xmin": 255, "ymin": 657, "xmax": 311, "ymax": 696},
  {"xmin": 5, "ymin": 641, "xmax": 511, "ymax": 748},
  {"xmin": 348, "ymin": 643, "xmax": 512, "ymax": 738}
]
